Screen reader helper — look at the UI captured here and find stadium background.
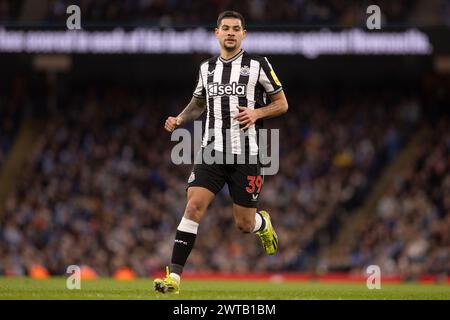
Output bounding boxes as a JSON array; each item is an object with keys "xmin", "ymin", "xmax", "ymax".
[{"xmin": 0, "ymin": 0, "xmax": 449, "ymax": 285}]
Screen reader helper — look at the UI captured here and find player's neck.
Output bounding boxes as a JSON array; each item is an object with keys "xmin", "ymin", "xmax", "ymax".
[{"xmin": 220, "ymin": 47, "xmax": 242, "ymax": 61}]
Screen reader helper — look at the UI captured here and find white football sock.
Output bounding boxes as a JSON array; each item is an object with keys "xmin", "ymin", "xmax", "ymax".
[
  {"xmin": 253, "ymin": 212, "xmax": 263, "ymax": 232},
  {"xmin": 169, "ymin": 272, "xmax": 180, "ymax": 284}
]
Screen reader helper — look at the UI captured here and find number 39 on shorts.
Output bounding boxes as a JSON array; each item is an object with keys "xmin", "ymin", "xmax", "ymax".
[{"xmin": 245, "ymin": 175, "xmax": 263, "ymax": 193}]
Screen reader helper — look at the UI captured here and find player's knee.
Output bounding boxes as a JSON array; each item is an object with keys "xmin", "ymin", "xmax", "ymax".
[
  {"xmin": 184, "ymin": 199, "xmax": 205, "ymax": 223},
  {"xmin": 235, "ymin": 217, "xmax": 254, "ymax": 233}
]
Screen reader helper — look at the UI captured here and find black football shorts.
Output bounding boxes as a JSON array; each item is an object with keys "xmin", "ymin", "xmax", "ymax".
[{"xmin": 186, "ymin": 149, "xmax": 264, "ymax": 208}]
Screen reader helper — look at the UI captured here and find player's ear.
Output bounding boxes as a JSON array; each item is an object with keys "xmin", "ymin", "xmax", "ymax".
[{"xmin": 214, "ymin": 27, "xmax": 219, "ymax": 38}]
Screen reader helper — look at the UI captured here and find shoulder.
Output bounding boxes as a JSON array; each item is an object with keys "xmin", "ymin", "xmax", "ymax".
[
  {"xmin": 199, "ymin": 55, "xmax": 220, "ymax": 69},
  {"xmin": 243, "ymin": 52, "xmax": 269, "ymax": 65}
]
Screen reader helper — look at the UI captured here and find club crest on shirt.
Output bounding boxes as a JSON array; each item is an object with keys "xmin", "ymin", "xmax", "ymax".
[{"xmin": 240, "ymin": 65, "xmax": 250, "ymax": 76}]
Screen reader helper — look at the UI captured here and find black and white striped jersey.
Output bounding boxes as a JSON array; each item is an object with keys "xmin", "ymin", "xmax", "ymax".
[{"xmin": 193, "ymin": 49, "xmax": 283, "ymax": 157}]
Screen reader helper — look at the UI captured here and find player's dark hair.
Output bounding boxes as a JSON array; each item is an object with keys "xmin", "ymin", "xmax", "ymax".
[{"xmin": 217, "ymin": 11, "xmax": 245, "ymax": 29}]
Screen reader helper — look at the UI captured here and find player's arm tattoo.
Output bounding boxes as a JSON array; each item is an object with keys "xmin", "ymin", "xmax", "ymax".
[
  {"xmin": 256, "ymin": 91, "xmax": 288, "ymax": 119},
  {"xmin": 178, "ymin": 96, "xmax": 207, "ymax": 124}
]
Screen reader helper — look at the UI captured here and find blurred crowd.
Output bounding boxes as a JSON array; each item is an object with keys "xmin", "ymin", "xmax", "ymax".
[
  {"xmin": 0, "ymin": 84, "xmax": 23, "ymax": 172},
  {"xmin": 0, "ymin": 82, "xmax": 421, "ymax": 277},
  {"xmin": 345, "ymin": 117, "xmax": 450, "ymax": 279},
  {"xmin": 0, "ymin": 108, "xmax": 14, "ymax": 169},
  {"xmin": 1, "ymin": 0, "xmax": 450, "ymax": 27}
]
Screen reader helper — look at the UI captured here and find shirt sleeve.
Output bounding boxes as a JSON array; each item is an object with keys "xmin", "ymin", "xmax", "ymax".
[
  {"xmin": 192, "ymin": 69, "xmax": 206, "ymax": 99},
  {"xmin": 258, "ymin": 57, "xmax": 283, "ymax": 95}
]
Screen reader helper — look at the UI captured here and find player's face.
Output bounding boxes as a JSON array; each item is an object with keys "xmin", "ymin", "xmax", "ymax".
[{"xmin": 215, "ymin": 18, "xmax": 246, "ymax": 52}]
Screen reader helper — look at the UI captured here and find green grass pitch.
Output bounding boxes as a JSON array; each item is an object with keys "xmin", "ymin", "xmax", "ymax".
[{"xmin": 0, "ymin": 277, "xmax": 449, "ymax": 300}]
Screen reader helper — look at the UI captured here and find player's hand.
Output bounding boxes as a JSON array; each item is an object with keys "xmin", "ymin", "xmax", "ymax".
[
  {"xmin": 234, "ymin": 106, "xmax": 260, "ymax": 130},
  {"xmin": 164, "ymin": 116, "xmax": 183, "ymax": 132}
]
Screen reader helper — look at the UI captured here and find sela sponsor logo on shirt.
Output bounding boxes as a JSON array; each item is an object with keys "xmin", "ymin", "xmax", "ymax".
[{"xmin": 207, "ymin": 82, "xmax": 247, "ymax": 97}]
